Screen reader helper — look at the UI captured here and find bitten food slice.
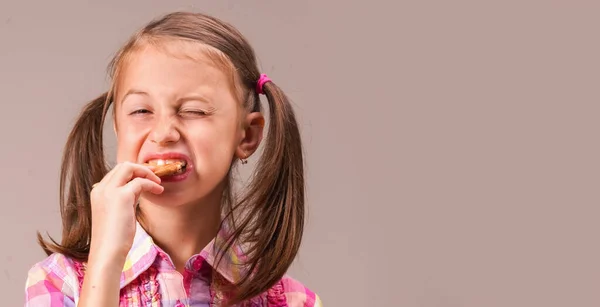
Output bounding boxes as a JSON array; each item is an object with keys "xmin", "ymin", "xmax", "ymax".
[{"xmin": 145, "ymin": 161, "xmax": 187, "ymax": 177}]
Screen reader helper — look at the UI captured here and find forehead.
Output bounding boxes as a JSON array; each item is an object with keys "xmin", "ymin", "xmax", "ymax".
[{"xmin": 114, "ymin": 40, "xmax": 238, "ymax": 104}]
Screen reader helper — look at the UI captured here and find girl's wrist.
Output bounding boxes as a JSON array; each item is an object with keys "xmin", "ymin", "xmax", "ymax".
[
  {"xmin": 89, "ymin": 236, "xmax": 131, "ymax": 259},
  {"xmin": 84, "ymin": 256, "xmax": 123, "ymax": 280},
  {"xmin": 88, "ymin": 245, "xmax": 128, "ymax": 271},
  {"xmin": 79, "ymin": 249, "xmax": 124, "ymax": 307}
]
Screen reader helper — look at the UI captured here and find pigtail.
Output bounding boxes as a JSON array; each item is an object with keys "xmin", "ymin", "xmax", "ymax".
[
  {"xmin": 37, "ymin": 93, "xmax": 111, "ymax": 260},
  {"xmin": 220, "ymin": 81, "xmax": 305, "ymax": 305}
]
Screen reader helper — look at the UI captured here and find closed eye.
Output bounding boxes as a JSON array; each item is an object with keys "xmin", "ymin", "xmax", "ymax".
[
  {"xmin": 181, "ymin": 109, "xmax": 213, "ymax": 116},
  {"xmin": 130, "ymin": 109, "xmax": 151, "ymax": 115},
  {"xmin": 185, "ymin": 110, "xmax": 207, "ymax": 115}
]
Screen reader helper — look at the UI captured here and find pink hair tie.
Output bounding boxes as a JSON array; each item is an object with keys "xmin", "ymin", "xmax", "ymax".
[{"xmin": 256, "ymin": 73, "xmax": 272, "ymax": 95}]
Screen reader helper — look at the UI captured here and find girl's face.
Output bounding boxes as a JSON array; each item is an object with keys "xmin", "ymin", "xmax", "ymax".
[{"xmin": 112, "ymin": 42, "xmax": 263, "ymax": 207}]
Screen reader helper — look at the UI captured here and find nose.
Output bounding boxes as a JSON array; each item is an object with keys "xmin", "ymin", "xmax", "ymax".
[{"xmin": 148, "ymin": 114, "xmax": 181, "ymax": 146}]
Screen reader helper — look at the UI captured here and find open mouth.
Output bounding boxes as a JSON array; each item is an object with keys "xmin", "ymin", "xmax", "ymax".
[{"xmin": 144, "ymin": 159, "xmax": 187, "ymax": 177}]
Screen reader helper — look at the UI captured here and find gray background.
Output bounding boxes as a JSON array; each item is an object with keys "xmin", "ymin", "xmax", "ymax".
[{"xmin": 2, "ymin": 1, "xmax": 599, "ymax": 306}]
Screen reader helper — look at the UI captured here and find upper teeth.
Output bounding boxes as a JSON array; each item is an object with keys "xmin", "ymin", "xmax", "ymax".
[{"xmin": 147, "ymin": 159, "xmax": 185, "ymax": 166}]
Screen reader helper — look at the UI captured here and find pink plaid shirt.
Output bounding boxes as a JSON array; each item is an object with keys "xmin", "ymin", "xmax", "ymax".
[{"xmin": 24, "ymin": 222, "xmax": 322, "ymax": 306}]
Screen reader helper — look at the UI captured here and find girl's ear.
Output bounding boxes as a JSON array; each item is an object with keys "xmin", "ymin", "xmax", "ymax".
[{"xmin": 236, "ymin": 112, "xmax": 265, "ymax": 160}]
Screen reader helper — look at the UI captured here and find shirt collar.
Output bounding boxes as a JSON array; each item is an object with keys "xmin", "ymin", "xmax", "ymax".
[{"xmin": 119, "ymin": 221, "xmax": 247, "ymax": 289}]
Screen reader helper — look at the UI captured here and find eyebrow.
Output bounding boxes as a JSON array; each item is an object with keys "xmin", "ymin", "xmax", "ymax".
[
  {"xmin": 177, "ymin": 94, "xmax": 213, "ymax": 105},
  {"xmin": 120, "ymin": 89, "xmax": 148, "ymax": 104},
  {"xmin": 120, "ymin": 89, "xmax": 213, "ymax": 105}
]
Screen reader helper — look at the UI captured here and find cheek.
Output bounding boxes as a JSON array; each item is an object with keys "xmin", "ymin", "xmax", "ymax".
[
  {"xmin": 190, "ymin": 122, "xmax": 239, "ymax": 170},
  {"xmin": 115, "ymin": 127, "xmax": 145, "ymax": 163},
  {"xmin": 193, "ymin": 132, "xmax": 235, "ymax": 164}
]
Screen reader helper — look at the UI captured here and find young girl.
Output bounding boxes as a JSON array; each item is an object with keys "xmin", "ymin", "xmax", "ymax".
[{"xmin": 24, "ymin": 11, "xmax": 322, "ymax": 307}]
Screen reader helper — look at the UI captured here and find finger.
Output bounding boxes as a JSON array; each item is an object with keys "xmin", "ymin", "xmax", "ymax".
[
  {"xmin": 123, "ymin": 177, "xmax": 164, "ymax": 199},
  {"xmin": 104, "ymin": 162, "xmax": 156, "ymax": 184},
  {"xmin": 108, "ymin": 162, "xmax": 161, "ymax": 187},
  {"xmin": 92, "ymin": 163, "xmax": 121, "ymax": 189},
  {"xmin": 104, "ymin": 162, "xmax": 125, "ymax": 181}
]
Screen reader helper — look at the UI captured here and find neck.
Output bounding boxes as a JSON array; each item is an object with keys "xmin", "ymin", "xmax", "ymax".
[{"xmin": 137, "ymin": 189, "xmax": 223, "ymax": 273}]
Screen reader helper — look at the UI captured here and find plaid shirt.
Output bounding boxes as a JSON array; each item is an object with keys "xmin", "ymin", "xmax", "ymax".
[{"xmin": 24, "ymin": 222, "xmax": 322, "ymax": 306}]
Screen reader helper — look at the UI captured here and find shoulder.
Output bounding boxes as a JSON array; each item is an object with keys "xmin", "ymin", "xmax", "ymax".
[
  {"xmin": 274, "ymin": 275, "xmax": 323, "ymax": 307},
  {"xmin": 25, "ymin": 253, "xmax": 81, "ymax": 306}
]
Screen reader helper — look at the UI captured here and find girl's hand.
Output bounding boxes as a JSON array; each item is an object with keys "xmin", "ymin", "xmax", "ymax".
[
  {"xmin": 88, "ymin": 162, "xmax": 164, "ymax": 262},
  {"xmin": 80, "ymin": 163, "xmax": 162, "ymax": 307}
]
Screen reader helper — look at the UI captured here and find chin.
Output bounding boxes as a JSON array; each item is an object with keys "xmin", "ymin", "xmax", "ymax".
[{"xmin": 140, "ymin": 190, "xmax": 199, "ymax": 208}]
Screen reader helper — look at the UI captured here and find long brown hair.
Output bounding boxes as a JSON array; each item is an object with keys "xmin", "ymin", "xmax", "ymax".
[{"xmin": 38, "ymin": 11, "xmax": 305, "ymax": 305}]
